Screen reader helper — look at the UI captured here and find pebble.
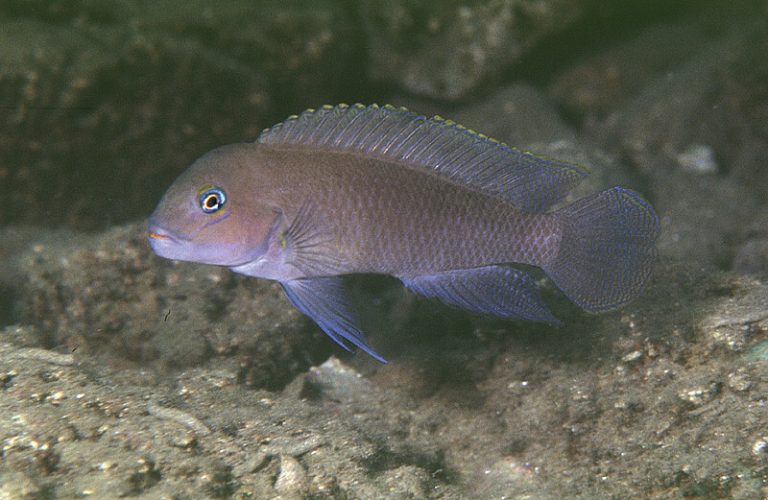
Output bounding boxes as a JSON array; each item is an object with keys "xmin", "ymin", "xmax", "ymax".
[
  {"xmin": 274, "ymin": 455, "xmax": 308, "ymax": 497},
  {"xmin": 621, "ymin": 350, "xmax": 643, "ymax": 363},
  {"xmin": 146, "ymin": 401, "xmax": 211, "ymax": 436},
  {"xmin": 678, "ymin": 382, "xmax": 720, "ymax": 407},
  {"xmin": 752, "ymin": 438, "xmax": 767, "ymax": 456},
  {"xmin": 726, "ymin": 370, "xmax": 752, "ymax": 392},
  {"xmin": 676, "ymin": 143, "xmax": 718, "ymax": 174}
]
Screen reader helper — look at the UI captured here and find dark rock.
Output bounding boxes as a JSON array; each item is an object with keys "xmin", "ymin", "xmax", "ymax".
[
  {"xmin": 0, "ymin": 0, "xmax": 363, "ymax": 230},
  {"xmin": 548, "ymin": 21, "xmax": 711, "ymax": 124},
  {"xmin": 733, "ymin": 213, "xmax": 768, "ymax": 277},
  {"xmin": 361, "ymin": 0, "xmax": 583, "ymax": 100},
  {"xmin": 580, "ymin": 20, "xmax": 768, "ymax": 269},
  {"xmin": 0, "ymin": 20, "xmax": 270, "ymax": 230}
]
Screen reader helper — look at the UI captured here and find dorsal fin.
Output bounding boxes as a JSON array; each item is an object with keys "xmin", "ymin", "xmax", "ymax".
[{"xmin": 258, "ymin": 104, "xmax": 589, "ymax": 212}]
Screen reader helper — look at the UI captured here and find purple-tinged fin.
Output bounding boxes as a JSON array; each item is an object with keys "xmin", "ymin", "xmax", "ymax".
[
  {"xmin": 544, "ymin": 187, "xmax": 660, "ymax": 312},
  {"xmin": 258, "ymin": 104, "xmax": 589, "ymax": 212},
  {"xmin": 281, "ymin": 277, "xmax": 387, "ymax": 363},
  {"xmin": 401, "ymin": 266, "xmax": 561, "ymax": 324}
]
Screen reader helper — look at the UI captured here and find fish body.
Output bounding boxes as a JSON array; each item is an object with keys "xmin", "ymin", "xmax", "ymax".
[{"xmin": 148, "ymin": 104, "xmax": 660, "ymax": 362}]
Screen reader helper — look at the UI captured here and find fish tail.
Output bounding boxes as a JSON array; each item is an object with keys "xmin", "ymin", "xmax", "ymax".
[{"xmin": 544, "ymin": 187, "xmax": 660, "ymax": 312}]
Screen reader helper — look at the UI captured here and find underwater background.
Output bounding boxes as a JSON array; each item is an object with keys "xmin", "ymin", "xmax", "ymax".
[{"xmin": 1, "ymin": 0, "xmax": 767, "ymax": 497}]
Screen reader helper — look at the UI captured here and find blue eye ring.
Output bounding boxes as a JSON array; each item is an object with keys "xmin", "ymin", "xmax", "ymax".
[{"xmin": 199, "ymin": 187, "xmax": 226, "ymax": 214}]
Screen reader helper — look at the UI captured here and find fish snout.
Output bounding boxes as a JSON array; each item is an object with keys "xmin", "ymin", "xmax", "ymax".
[{"xmin": 146, "ymin": 221, "xmax": 186, "ymax": 259}]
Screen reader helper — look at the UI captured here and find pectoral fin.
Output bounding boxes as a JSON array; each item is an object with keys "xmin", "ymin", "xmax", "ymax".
[
  {"xmin": 401, "ymin": 266, "xmax": 560, "ymax": 324},
  {"xmin": 281, "ymin": 277, "xmax": 386, "ymax": 363},
  {"xmin": 279, "ymin": 200, "xmax": 341, "ymax": 276}
]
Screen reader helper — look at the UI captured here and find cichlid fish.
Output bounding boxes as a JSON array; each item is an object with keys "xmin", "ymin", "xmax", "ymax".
[{"xmin": 148, "ymin": 104, "xmax": 660, "ymax": 362}]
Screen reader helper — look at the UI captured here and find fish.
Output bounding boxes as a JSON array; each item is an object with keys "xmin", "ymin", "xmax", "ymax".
[{"xmin": 148, "ymin": 104, "xmax": 660, "ymax": 363}]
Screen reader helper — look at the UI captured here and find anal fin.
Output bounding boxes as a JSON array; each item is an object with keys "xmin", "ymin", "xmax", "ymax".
[
  {"xmin": 401, "ymin": 266, "xmax": 560, "ymax": 324},
  {"xmin": 281, "ymin": 277, "xmax": 386, "ymax": 363}
]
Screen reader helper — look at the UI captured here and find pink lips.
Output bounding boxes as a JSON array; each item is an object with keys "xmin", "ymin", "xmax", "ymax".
[
  {"xmin": 147, "ymin": 225, "xmax": 178, "ymax": 246},
  {"xmin": 147, "ymin": 221, "xmax": 175, "ymax": 242},
  {"xmin": 148, "ymin": 231, "xmax": 170, "ymax": 240}
]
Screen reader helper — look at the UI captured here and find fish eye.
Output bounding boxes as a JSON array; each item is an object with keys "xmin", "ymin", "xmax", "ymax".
[{"xmin": 199, "ymin": 187, "xmax": 226, "ymax": 214}]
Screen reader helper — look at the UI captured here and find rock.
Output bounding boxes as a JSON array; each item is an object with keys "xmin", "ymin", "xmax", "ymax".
[
  {"xmin": 5, "ymin": 228, "xmax": 768, "ymax": 498},
  {"xmin": 451, "ymin": 84, "xmax": 576, "ymax": 146},
  {"xmin": 733, "ymin": 239, "xmax": 768, "ymax": 277},
  {"xmin": 726, "ymin": 370, "xmax": 752, "ymax": 392},
  {"xmin": 595, "ymin": 21, "xmax": 765, "ymax": 178},
  {"xmin": 548, "ymin": 20, "xmax": 710, "ymax": 123},
  {"xmin": 596, "ymin": 23, "xmax": 766, "ymax": 267},
  {"xmin": 698, "ymin": 277, "xmax": 768, "ymax": 353},
  {"xmin": 0, "ymin": 341, "xmax": 464, "ymax": 498},
  {"xmin": 675, "ymin": 144, "xmax": 718, "ymax": 175},
  {"xmin": 361, "ymin": 0, "xmax": 583, "ymax": 100},
  {"xmin": 274, "ymin": 455, "xmax": 308, "ymax": 498},
  {"xmin": 677, "ymin": 381, "xmax": 721, "ymax": 408},
  {"xmin": 377, "ymin": 465, "xmax": 430, "ymax": 498},
  {"xmin": 0, "ymin": 0, "xmax": 362, "ymax": 230},
  {"xmin": 14, "ymin": 223, "xmax": 329, "ymax": 389},
  {"xmin": 0, "ymin": 471, "xmax": 47, "ymax": 498},
  {"xmin": 0, "ymin": 20, "xmax": 270, "ymax": 230},
  {"xmin": 476, "ymin": 458, "xmax": 543, "ymax": 498},
  {"xmin": 732, "ymin": 212, "xmax": 768, "ymax": 277}
]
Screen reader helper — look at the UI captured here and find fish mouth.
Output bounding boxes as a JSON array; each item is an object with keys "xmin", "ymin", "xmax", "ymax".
[
  {"xmin": 147, "ymin": 221, "xmax": 189, "ymax": 243},
  {"xmin": 148, "ymin": 230, "xmax": 171, "ymax": 241},
  {"xmin": 146, "ymin": 222, "xmax": 188, "ymax": 261},
  {"xmin": 147, "ymin": 227, "xmax": 176, "ymax": 242}
]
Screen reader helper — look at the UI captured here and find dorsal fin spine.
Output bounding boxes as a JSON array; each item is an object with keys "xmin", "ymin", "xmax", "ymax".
[
  {"xmin": 440, "ymin": 140, "xmax": 475, "ymax": 172},
  {"xmin": 319, "ymin": 107, "xmax": 348, "ymax": 144},
  {"xmin": 293, "ymin": 110, "xmax": 315, "ymax": 143},
  {"xmin": 367, "ymin": 115, "xmax": 400, "ymax": 153},
  {"xmin": 432, "ymin": 129, "xmax": 464, "ymax": 165},
  {"xmin": 380, "ymin": 125, "xmax": 408, "ymax": 155},
  {"xmin": 352, "ymin": 108, "xmax": 388, "ymax": 150},
  {"xmin": 257, "ymin": 103, "xmax": 589, "ymax": 212},
  {"xmin": 411, "ymin": 126, "xmax": 444, "ymax": 163},
  {"xmin": 400, "ymin": 126, "xmax": 427, "ymax": 162},
  {"xmin": 423, "ymin": 134, "xmax": 454, "ymax": 166},
  {"xmin": 309, "ymin": 107, "xmax": 338, "ymax": 143},
  {"xmin": 349, "ymin": 118, "xmax": 376, "ymax": 150},
  {"xmin": 400, "ymin": 119, "xmax": 426, "ymax": 148},
  {"xmin": 330, "ymin": 108, "xmax": 359, "ymax": 147}
]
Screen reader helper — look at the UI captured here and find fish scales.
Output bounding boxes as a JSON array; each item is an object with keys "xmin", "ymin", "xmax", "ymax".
[
  {"xmin": 261, "ymin": 146, "xmax": 559, "ymax": 276},
  {"xmin": 148, "ymin": 104, "xmax": 660, "ymax": 362}
]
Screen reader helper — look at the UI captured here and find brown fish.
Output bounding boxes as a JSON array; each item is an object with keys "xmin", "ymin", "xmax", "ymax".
[{"xmin": 148, "ymin": 104, "xmax": 660, "ymax": 362}]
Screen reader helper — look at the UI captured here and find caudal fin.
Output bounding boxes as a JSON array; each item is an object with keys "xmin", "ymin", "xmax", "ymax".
[{"xmin": 543, "ymin": 187, "xmax": 660, "ymax": 313}]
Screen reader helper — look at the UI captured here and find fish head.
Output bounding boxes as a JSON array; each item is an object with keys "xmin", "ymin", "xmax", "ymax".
[{"xmin": 147, "ymin": 144, "xmax": 279, "ymax": 267}]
